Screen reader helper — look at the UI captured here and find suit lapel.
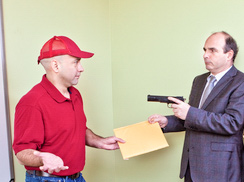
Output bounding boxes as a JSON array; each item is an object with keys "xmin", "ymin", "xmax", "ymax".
[
  {"xmin": 193, "ymin": 74, "xmax": 209, "ymax": 108},
  {"xmin": 201, "ymin": 66, "xmax": 237, "ymax": 109}
]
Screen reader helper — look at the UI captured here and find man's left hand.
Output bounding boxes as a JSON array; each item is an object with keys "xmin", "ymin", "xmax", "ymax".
[{"xmin": 100, "ymin": 136, "xmax": 125, "ymax": 150}]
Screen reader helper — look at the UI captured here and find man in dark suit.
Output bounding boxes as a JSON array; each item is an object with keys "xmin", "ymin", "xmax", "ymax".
[{"xmin": 148, "ymin": 31, "xmax": 244, "ymax": 182}]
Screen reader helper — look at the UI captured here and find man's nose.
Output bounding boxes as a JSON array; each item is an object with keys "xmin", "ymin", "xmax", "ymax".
[
  {"xmin": 78, "ymin": 64, "xmax": 84, "ymax": 72},
  {"xmin": 203, "ymin": 51, "xmax": 209, "ymax": 59}
]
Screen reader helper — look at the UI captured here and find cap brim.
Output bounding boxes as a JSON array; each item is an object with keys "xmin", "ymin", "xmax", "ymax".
[{"xmin": 76, "ymin": 51, "xmax": 94, "ymax": 59}]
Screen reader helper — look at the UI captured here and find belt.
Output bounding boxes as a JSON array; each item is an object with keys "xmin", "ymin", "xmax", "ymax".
[{"xmin": 26, "ymin": 170, "xmax": 80, "ymax": 180}]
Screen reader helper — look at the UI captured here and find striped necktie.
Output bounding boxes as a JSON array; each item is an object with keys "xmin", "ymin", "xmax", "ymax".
[{"xmin": 199, "ymin": 75, "xmax": 216, "ymax": 108}]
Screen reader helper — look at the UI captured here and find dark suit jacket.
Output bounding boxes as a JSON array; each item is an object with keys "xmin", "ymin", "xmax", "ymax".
[{"xmin": 165, "ymin": 66, "xmax": 244, "ymax": 182}]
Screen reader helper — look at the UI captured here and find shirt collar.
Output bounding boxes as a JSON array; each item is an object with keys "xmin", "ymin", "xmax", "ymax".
[
  {"xmin": 209, "ymin": 66, "xmax": 233, "ymax": 84},
  {"xmin": 40, "ymin": 74, "xmax": 72, "ymax": 103}
]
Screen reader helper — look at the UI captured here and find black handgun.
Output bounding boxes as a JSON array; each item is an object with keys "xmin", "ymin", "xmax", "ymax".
[{"xmin": 147, "ymin": 95, "xmax": 184, "ymax": 104}]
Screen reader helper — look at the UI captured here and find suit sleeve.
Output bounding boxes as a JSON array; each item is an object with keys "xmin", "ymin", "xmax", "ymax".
[
  {"xmin": 185, "ymin": 81, "xmax": 244, "ymax": 135},
  {"xmin": 164, "ymin": 115, "xmax": 186, "ymax": 132}
]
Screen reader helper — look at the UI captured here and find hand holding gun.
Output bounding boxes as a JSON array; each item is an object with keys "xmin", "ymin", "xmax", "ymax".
[{"xmin": 147, "ymin": 95, "xmax": 189, "ymax": 120}]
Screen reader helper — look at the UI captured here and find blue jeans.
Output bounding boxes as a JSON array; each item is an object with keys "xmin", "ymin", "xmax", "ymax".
[{"xmin": 25, "ymin": 171, "xmax": 86, "ymax": 182}]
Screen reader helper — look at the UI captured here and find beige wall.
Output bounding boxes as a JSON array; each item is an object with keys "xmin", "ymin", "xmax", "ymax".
[{"xmin": 3, "ymin": 0, "xmax": 244, "ymax": 182}]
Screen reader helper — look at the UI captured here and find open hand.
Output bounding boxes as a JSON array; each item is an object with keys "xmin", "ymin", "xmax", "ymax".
[{"xmin": 34, "ymin": 151, "xmax": 69, "ymax": 174}]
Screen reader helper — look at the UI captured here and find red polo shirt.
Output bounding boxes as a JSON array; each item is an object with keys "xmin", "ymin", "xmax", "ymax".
[{"xmin": 13, "ymin": 75, "xmax": 87, "ymax": 176}]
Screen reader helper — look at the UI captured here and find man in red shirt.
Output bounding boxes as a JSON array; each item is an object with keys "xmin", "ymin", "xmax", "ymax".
[{"xmin": 12, "ymin": 36, "xmax": 125, "ymax": 182}]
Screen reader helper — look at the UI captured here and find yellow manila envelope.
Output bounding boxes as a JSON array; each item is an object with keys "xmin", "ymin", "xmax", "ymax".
[{"xmin": 114, "ymin": 121, "xmax": 169, "ymax": 160}]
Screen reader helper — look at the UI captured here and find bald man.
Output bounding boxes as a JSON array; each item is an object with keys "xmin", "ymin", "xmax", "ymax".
[{"xmin": 13, "ymin": 36, "xmax": 124, "ymax": 182}]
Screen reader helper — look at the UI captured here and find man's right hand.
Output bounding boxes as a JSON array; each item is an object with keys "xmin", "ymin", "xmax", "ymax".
[
  {"xmin": 34, "ymin": 151, "xmax": 69, "ymax": 174},
  {"xmin": 148, "ymin": 114, "xmax": 168, "ymax": 128}
]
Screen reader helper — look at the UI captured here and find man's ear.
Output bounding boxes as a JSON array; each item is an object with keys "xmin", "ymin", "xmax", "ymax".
[
  {"xmin": 50, "ymin": 59, "xmax": 59, "ymax": 73},
  {"xmin": 227, "ymin": 50, "xmax": 234, "ymax": 61}
]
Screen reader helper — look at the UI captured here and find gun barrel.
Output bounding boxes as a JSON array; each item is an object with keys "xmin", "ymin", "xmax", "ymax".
[{"xmin": 147, "ymin": 95, "xmax": 184, "ymax": 103}]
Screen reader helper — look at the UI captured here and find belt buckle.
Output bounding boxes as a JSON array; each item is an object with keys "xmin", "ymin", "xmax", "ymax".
[{"xmin": 68, "ymin": 172, "xmax": 79, "ymax": 180}]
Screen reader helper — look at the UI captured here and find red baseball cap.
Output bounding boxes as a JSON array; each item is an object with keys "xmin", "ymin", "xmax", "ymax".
[{"xmin": 38, "ymin": 36, "xmax": 94, "ymax": 64}]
